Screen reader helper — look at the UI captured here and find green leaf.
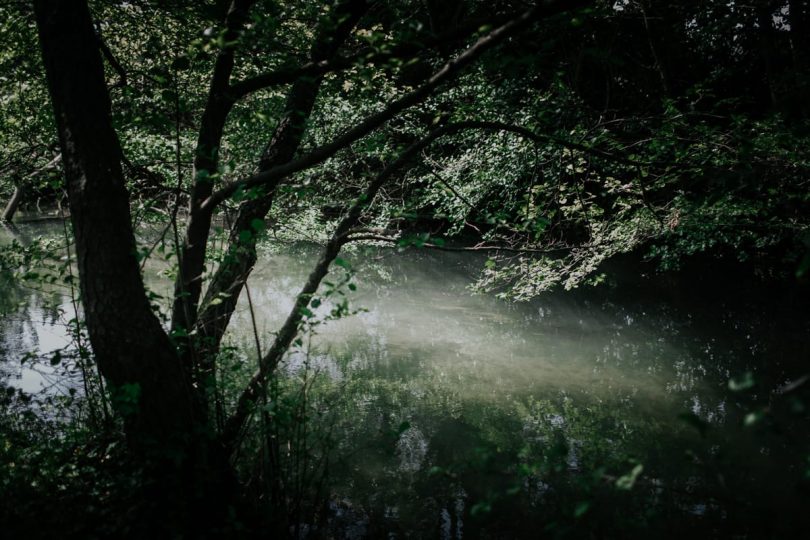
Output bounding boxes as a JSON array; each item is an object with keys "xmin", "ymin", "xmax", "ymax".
[
  {"xmin": 111, "ymin": 383, "xmax": 141, "ymax": 417},
  {"xmin": 744, "ymin": 410, "xmax": 766, "ymax": 427},
  {"xmin": 535, "ymin": 215, "xmax": 551, "ymax": 231},
  {"xmin": 678, "ymin": 412, "xmax": 709, "ymax": 437},
  {"xmin": 796, "ymin": 252, "xmax": 810, "ymax": 278},
  {"xmin": 729, "ymin": 371, "xmax": 755, "ymax": 392},
  {"xmin": 574, "ymin": 501, "xmax": 590, "ymax": 518},
  {"xmin": 615, "ymin": 464, "xmax": 644, "ymax": 491},
  {"xmin": 470, "ymin": 501, "xmax": 492, "ymax": 517},
  {"xmin": 250, "ymin": 218, "xmax": 266, "ymax": 232},
  {"xmin": 238, "ymin": 229, "xmax": 253, "ymax": 243},
  {"xmin": 428, "ymin": 466, "xmax": 444, "ymax": 476},
  {"xmin": 49, "ymin": 351, "xmax": 62, "ymax": 366}
]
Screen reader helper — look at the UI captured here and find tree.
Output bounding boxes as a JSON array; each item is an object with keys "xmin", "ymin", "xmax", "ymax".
[
  {"xmin": 14, "ymin": 0, "xmax": 810, "ymax": 534},
  {"xmin": 30, "ymin": 0, "xmax": 589, "ymax": 527},
  {"xmin": 34, "ymin": 0, "xmax": 200, "ymax": 447}
]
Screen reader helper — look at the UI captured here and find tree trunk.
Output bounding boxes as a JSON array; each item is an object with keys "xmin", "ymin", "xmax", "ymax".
[
  {"xmin": 2, "ymin": 154, "xmax": 62, "ymax": 222},
  {"xmin": 193, "ymin": 78, "xmax": 322, "ymax": 360},
  {"xmin": 170, "ymin": 0, "xmax": 253, "ymax": 339},
  {"xmin": 33, "ymin": 3, "xmax": 245, "ymax": 534},
  {"xmin": 2, "ymin": 185, "xmax": 25, "ymax": 222},
  {"xmin": 190, "ymin": 0, "xmax": 367, "ymax": 364},
  {"xmin": 33, "ymin": 0, "xmax": 200, "ymax": 451}
]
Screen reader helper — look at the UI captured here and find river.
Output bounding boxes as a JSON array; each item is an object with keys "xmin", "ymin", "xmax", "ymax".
[{"xmin": 1, "ymin": 218, "xmax": 809, "ymax": 537}]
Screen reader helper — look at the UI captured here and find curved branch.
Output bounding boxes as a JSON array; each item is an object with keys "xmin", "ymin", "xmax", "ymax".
[
  {"xmin": 2, "ymin": 154, "xmax": 62, "ymax": 222},
  {"xmin": 344, "ymin": 234, "xmax": 575, "ymax": 254},
  {"xmin": 450, "ymin": 120, "xmax": 656, "ymax": 167},
  {"xmin": 226, "ymin": 13, "xmax": 522, "ymax": 100},
  {"xmin": 220, "ymin": 123, "xmax": 455, "ymax": 449},
  {"xmin": 202, "ymin": 0, "xmax": 587, "ymax": 211},
  {"xmin": 96, "ymin": 32, "xmax": 128, "ymax": 88}
]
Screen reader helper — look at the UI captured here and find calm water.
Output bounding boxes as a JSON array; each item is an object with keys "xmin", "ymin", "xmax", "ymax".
[{"xmin": 2, "ymin": 219, "xmax": 809, "ymax": 537}]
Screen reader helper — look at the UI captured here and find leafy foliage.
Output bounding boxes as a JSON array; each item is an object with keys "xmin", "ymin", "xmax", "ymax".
[{"xmin": 1, "ymin": 0, "xmax": 810, "ymax": 537}]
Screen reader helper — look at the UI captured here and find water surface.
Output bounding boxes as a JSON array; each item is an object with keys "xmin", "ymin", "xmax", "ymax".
[{"xmin": 2, "ymin": 219, "xmax": 808, "ymax": 537}]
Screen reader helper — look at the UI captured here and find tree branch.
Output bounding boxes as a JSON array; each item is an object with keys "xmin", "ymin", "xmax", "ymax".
[
  {"xmin": 226, "ymin": 13, "xmax": 521, "ymax": 100},
  {"xmin": 92, "ymin": 20, "xmax": 130, "ymax": 88},
  {"xmin": 202, "ymin": 0, "xmax": 587, "ymax": 211},
  {"xmin": 2, "ymin": 153, "xmax": 62, "ymax": 222},
  {"xmin": 450, "ymin": 120, "xmax": 657, "ymax": 167},
  {"xmin": 170, "ymin": 0, "xmax": 258, "ymax": 336},
  {"xmin": 220, "ymin": 123, "xmax": 455, "ymax": 449},
  {"xmin": 343, "ymin": 234, "xmax": 575, "ymax": 254},
  {"xmin": 188, "ymin": 0, "xmax": 369, "ymax": 363}
]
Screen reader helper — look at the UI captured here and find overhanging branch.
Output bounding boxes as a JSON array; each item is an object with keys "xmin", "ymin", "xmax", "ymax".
[
  {"xmin": 202, "ymin": 1, "xmax": 588, "ymax": 212},
  {"xmin": 220, "ymin": 123, "xmax": 456, "ymax": 449},
  {"xmin": 226, "ymin": 13, "xmax": 522, "ymax": 100},
  {"xmin": 219, "ymin": 106, "xmax": 644, "ymax": 446}
]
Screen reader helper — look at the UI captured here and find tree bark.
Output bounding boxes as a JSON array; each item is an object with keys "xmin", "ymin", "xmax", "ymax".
[
  {"xmin": 190, "ymin": 0, "xmax": 368, "ymax": 364},
  {"xmin": 192, "ymin": 76, "xmax": 324, "ymax": 361},
  {"xmin": 170, "ymin": 0, "xmax": 255, "ymax": 339},
  {"xmin": 33, "ymin": 0, "xmax": 200, "ymax": 450},
  {"xmin": 2, "ymin": 185, "xmax": 25, "ymax": 223}
]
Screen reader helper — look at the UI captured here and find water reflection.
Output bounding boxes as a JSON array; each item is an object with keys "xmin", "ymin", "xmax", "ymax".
[{"xmin": 2, "ymin": 221, "xmax": 809, "ymax": 536}]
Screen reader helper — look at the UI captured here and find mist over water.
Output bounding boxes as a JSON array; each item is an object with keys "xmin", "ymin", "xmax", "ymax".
[{"xmin": 2, "ymin": 219, "xmax": 809, "ymax": 536}]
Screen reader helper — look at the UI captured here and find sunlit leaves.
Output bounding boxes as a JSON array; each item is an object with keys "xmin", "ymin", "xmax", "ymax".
[
  {"xmin": 728, "ymin": 371, "xmax": 755, "ymax": 392},
  {"xmin": 615, "ymin": 463, "xmax": 644, "ymax": 491}
]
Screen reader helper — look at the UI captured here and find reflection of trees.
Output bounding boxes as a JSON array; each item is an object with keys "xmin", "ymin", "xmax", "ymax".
[
  {"xmin": 0, "ymin": 266, "xmax": 80, "ymax": 396},
  {"xmin": 1, "ymin": 222, "xmax": 108, "ymax": 429},
  {"xmin": 0, "ymin": 272, "xmax": 33, "ymax": 381},
  {"xmin": 266, "ymin": 258, "xmax": 810, "ymax": 536},
  {"xmin": 2, "ymin": 220, "xmax": 72, "ymax": 357},
  {"xmin": 3, "ymin": 222, "xmax": 810, "ymax": 534}
]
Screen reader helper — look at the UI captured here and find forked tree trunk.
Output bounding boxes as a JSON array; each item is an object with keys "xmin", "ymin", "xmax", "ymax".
[
  {"xmin": 33, "ymin": 2, "xmax": 242, "ymax": 533},
  {"xmin": 191, "ymin": 0, "xmax": 367, "ymax": 364}
]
